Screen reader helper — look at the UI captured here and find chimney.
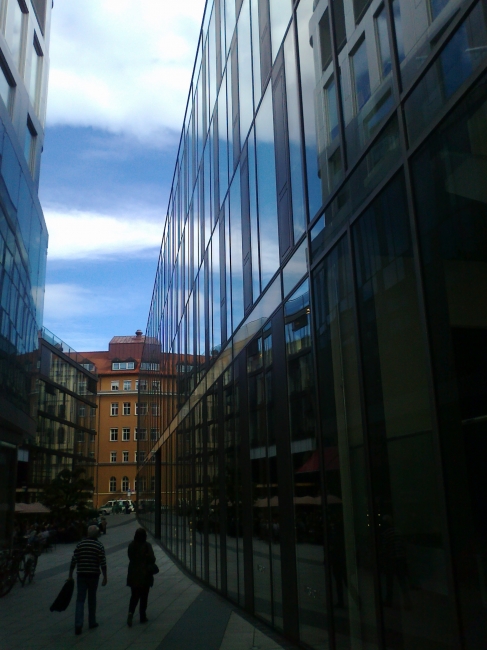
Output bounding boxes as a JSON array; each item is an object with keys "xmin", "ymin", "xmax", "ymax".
[{"xmin": 136, "ymin": 330, "xmax": 143, "ymax": 337}]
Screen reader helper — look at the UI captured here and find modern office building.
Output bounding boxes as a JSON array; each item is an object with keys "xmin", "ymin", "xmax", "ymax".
[
  {"xmin": 139, "ymin": 0, "xmax": 487, "ymax": 648},
  {"xmin": 0, "ymin": 0, "xmax": 51, "ymax": 545},
  {"xmin": 16, "ymin": 328, "xmax": 98, "ymax": 504},
  {"xmin": 80, "ymin": 332, "xmax": 172, "ymax": 509}
]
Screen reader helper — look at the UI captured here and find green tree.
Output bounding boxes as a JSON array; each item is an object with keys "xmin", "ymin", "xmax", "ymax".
[{"xmin": 41, "ymin": 468, "xmax": 94, "ymax": 523}]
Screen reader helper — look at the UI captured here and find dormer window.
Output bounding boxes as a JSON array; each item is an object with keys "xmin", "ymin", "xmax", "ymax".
[{"xmin": 112, "ymin": 361, "xmax": 135, "ymax": 370}]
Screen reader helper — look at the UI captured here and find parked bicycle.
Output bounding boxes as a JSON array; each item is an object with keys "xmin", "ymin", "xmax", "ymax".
[
  {"xmin": 17, "ymin": 541, "xmax": 41, "ymax": 586},
  {"xmin": 0, "ymin": 547, "xmax": 23, "ymax": 597}
]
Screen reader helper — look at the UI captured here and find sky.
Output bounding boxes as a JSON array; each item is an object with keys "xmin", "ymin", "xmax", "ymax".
[{"xmin": 39, "ymin": 0, "xmax": 207, "ymax": 352}]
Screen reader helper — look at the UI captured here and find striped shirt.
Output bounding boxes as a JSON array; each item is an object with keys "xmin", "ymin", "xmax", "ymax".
[{"xmin": 70, "ymin": 538, "xmax": 107, "ymax": 575}]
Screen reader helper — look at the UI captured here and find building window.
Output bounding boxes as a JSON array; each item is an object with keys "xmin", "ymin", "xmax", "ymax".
[
  {"xmin": 325, "ymin": 78, "xmax": 339, "ymax": 143},
  {"xmin": 109, "ymin": 477, "xmax": 116, "ymax": 492},
  {"xmin": 122, "ymin": 451, "xmax": 129, "ymax": 463},
  {"xmin": 6, "ymin": 0, "xmax": 26, "ymax": 71},
  {"xmin": 79, "ymin": 405, "xmax": 86, "ymax": 417},
  {"xmin": 110, "ymin": 451, "xmax": 117, "ymax": 463},
  {"xmin": 134, "ymin": 451, "xmax": 138, "ymax": 463},
  {"xmin": 138, "ymin": 428, "xmax": 147, "ymax": 441},
  {"xmin": 375, "ymin": 5, "xmax": 392, "ymax": 79},
  {"xmin": 81, "ymin": 362, "xmax": 95, "ymax": 371},
  {"xmin": 123, "ymin": 402, "xmax": 131, "ymax": 415},
  {"xmin": 122, "ymin": 476, "xmax": 129, "ymax": 491},
  {"xmin": 24, "ymin": 117, "xmax": 37, "ymax": 175},
  {"xmin": 139, "ymin": 451, "xmax": 145, "ymax": 463},
  {"xmin": 0, "ymin": 60, "xmax": 14, "ymax": 114},
  {"xmin": 151, "ymin": 380, "xmax": 160, "ymax": 391},
  {"xmin": 89, "ymin": 451, "xmax": 95, "ymax": 459},
  {"xmin": 111, "ymin": 381, "xmax": 119, "ymax": 391},
  {"xmin": 140, "ymin": 362, "xmax": 160, "ymax": 370},
  {"xmin": 135, "ymin": 402, "xmax": 147, "ymax": 416},
  {"xmin": 28, "ymin": 34, "xmax": 43, "ymax": 113},
  {"xmin": 79, "ymin": 381, "xmax": 87, "ymax": 394},
  {"xmin": 134, "ymin": 479, "xmax": 137, "ymax": 492},
  {"xmin": 150, "ymin": 428, "xmax": 159, "ymax": 441},
  {"xmin": 110, "ymin": 428, "xmax": 118, "ymax": 441},
  {"xmin": 151, "ymin": 476, "xmax": 155, "ymax": 491},
  {"xmin": 123, "ymin": 380, "xmax": 131, "ymax": 391},
  {"xmin": 351, "ymin": 38, "xmax": 371, "ymax": 112},
  {"xmin": 151, "ymin": 402, "xmax": 159, "ymax": 416},
  {"xmin": 112, "ymin": 361, "xmax": 135, "ymax": 370},
  {"xmin": 122, "ymin": 427, "xmax": 130, "ymax": 441},
  {"xmin": 91, "ymin": 407, "xmax": 96, "ymax": 417},
  {"xmin": 110, "ymin": 402, "xmax": 119, "ymax": 416}
]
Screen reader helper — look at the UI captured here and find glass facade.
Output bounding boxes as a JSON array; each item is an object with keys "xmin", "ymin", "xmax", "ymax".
[
  {"xmin": 0, "ymin": 0, "xmax": 52, "ymax": 545},
  {"xmin": 139, "ymin": 0, "xmax": 487, "ymax": 648}
]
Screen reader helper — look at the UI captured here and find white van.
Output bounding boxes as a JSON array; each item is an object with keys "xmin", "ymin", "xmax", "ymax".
[{"xmin": 99, "ymin": 499, "xmax": 135, "ymax": 515}]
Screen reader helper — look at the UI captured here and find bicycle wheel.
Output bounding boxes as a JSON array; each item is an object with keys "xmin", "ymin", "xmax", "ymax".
[
  {"xmin": 27, "ymin": 554, "xmax": 38, "ymax": 584},
  {"xmin": 17, "ymin": 555, "xmax": 27, "ymax": 586},
  {"xmin": 0, "ymin": 564, "xmax": 16, "ymax": 597}
]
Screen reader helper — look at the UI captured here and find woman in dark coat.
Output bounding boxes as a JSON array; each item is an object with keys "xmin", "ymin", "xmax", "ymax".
[{"xmin": 126, "ymin": 527, "xmax": 156, "ymax": 626}]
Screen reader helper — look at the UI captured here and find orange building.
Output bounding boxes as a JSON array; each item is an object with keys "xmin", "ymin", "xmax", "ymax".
[{"xmin": 80, "ymin": 330, "xmax": 165, "ymax": 509}]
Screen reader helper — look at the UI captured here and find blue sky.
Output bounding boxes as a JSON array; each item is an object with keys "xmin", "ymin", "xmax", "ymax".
[{"xmin": 39, "ymin": 0, "xmax": 206, "ymax": 352}]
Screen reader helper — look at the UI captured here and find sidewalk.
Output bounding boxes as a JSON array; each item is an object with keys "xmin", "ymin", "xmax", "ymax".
[{"xmin": 0, "ymin": 516, "xmax": 298, "ymax": 650}]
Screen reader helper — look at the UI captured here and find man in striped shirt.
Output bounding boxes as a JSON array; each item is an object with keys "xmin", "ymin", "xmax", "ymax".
[{"xmin": 69, "ymin": 525, "xmax": 108, "ymax": 635}]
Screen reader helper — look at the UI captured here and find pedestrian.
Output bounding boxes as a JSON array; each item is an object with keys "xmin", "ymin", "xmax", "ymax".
[
  {"xmin": 126, "ymin": 527, "xmax": 156, "ymax": 626},
  {"xmin": 69, "ymin": 524, "xmax": 108, "ymax": 635}
]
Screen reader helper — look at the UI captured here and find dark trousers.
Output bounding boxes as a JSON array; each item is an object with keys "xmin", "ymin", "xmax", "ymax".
[
  {"xmin": 129, "ymin": 586, "xmax": 150, "ymax": 619},
  {"xmin": 75, "ymin": 573, "xmax": 99, "ymax": 628}
]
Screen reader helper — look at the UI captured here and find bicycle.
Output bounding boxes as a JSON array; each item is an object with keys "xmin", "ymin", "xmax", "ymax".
[
  {"xmin": 0, "ymin": 548, "xmax": 22, "ymax": 597},
  {"xmin": 17, "ymin": 541, "xmax": 41, "ymax": 586}
]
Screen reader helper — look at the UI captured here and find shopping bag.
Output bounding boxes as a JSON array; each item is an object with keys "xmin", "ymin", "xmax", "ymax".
[{"xmin": 50, "ymin": 578, "xmax": 74, "ymax": 612}]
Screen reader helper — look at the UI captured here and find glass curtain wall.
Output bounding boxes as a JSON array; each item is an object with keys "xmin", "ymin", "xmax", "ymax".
[{"xmin": 139, "ymin": 0, "xmax": 487, "ymax": 648}]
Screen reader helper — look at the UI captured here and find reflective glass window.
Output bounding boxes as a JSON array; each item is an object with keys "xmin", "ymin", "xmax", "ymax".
[
  {"xmin": 250, "ymin": 0, "xmax": 261, "ymax": 107},
  {"xmin": 218, "ymin": 68, "xmax": 229, "ymax": 207},
  {"xmin": 255, "ymin": 86, "xmax": 279, "ymax": 289},
  {"xmin": 269, "ymin": 0, "xmax": 292, "ymax": 62},
  {"xmin": 325, "ymin": 78, "xmax": 339, "ymax": 143},
  {"xmin": 351, "ymin": 39, "xmax": 371, "ymax": 112},
  {"xmin": 248, "ymin": 128, "xmax": 261, "ymax": 299},
  {"xmin": 6, "ymin": 0, "xmax": 24, "ymax": 70},
  {"xmin": 412, "ymin": 73, "xmax": 487, "ymax": 648},
  {"xmin": 353, "ymin": 173, "xmax": 456, "ymax": 647},
  {"xmin": 238, "ymin": 0, "xmax": 254, "ymax": 145},
  {"xmin": 0, "ymin": 62, "xmax": 12, "ymax": 113},
  {"xmin": 230, "ymin": 170, "xmax": 244, "ymax": 330},
  {"xmin": 376, "ymin": 5, "xmax": 392, "ymax": 78},
  {"xmin": 284, "ymin": 27, "xmax": 306, "ymax": 240},
  {"xmin": 296, "ymin": 0, "xmax": 323, "ymax": 218},
  {"xmin": 392, "ymin": 0, "xmax": 405, "ymax": 64}
]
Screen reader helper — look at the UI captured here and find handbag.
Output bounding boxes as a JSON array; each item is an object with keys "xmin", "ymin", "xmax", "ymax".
[
  {"xmin": 147, "ymin": 561, "xmax": 159, "ymax": 575},
  {"xmin": 50, "ymin": 578, "xmax": 74, "ymax": 612}
]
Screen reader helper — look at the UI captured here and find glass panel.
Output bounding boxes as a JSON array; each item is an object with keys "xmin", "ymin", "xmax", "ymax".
[
  {"xmin": 352, "ymin": 40, "xmax": 371, "ymax": 112},
  {"xmin": 314, "ymin": 237, "xmax": 378, "ymax": 649},
  {"xmin": 248, "ymin": 128, "xmax": 261, "ymax": 300},
  {"xmin": 405, "ymin": 2, "xmax": 487, "ymax": 146},
  {"xmin": 230, "ymin": 169, "xmax": 244, "ymax": 329},
  {"xmin": 0, "ymin": 65, "xmax": 11, "ymax": 112},
  {"xmin": 255, "ymin": 86, "xmax": 279, "ymax": 289},
  {"xmin": 210, "ymin": 224, "xmax": 221, "ymax": 359},
  {"xmin": 282, "ymin": 240, "xmax": 307, "ymax": 297},
  {"xmin": 325, "ymin": 79, "xmax": 339, "ymax": 143},
  {"xmin": 412, "ymin": 73, "xmax": 487, "ymax": 649},
  {"xmin": 392, "ymin": 0, "xmax": 405, "ymax": 64},
  {"xmin": 6, "ymin": 0, "xmax": 23, "ymax": 69},
  {"xmin": 284, "ymin": 28, "xmax": 306, "ymax": 240},
  {"xmin": 353, "ymin": 174, "xmax": 457, "ymax": 649},
  {"xmin": 238, "ymin": 0, "xmax": 254, "ymax": 145},
  {"xmin": 250, "ymin": 0, "xmax": 262, "ymax": 106},
  {"xmin": 269, "ymin": 0, "xmax": 292, "ymax": 62},
  {"xmin": 218, "ymin": 69, "xmax": 229, "ymax": 207},
  {"xmin": 376, "ymin": 5, "xmax": 392, "ymax": 79},
  {"xmin": 224, "ymin": 0, "xmax": 236, "ymax": 62},
  {"xmin": 296, "ymin": 0, "xmax": 324, "ymax": 218},
  {"xmin": 208, "ymin": 390, "xmax": 220, "ymax": 590}
]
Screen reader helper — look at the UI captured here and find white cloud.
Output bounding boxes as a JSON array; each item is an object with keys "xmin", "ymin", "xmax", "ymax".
[
  {"xmin": 44, "ymin": 283, "xmax": 115, "ymax": 319},
  {"xmin": 44, "ymin": 208, "xmax": 163, "ymax": 260},
  {"xmin": 47, "ymin": 0, "xmax": 207, "ymax": 145}
]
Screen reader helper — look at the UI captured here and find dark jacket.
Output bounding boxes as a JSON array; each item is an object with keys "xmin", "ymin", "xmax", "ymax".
[{"xmin": 126, "ymin": 540, "xmax": 156, "ymax": 588}]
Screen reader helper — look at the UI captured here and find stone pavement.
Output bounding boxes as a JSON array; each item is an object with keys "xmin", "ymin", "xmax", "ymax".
[{"xmin": 0, "ymin": 515, "xmax": 299, "ymax": 650}]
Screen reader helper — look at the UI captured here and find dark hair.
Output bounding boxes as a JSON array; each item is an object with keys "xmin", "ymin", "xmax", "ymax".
[{"xmin": 134, "ymin": 527, "xmax": 147, "ymax": 543}]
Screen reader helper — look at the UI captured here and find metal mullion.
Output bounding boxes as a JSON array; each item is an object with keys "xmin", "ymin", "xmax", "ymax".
[{"xmin": 347, "ymin": 225, "xmax": 386, "ymax": 650}]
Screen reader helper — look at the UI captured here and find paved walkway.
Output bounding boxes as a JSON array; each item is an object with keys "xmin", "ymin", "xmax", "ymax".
[{"xmin": 0, "ymin": 516, "xmax": 299, "ymax": 650}]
